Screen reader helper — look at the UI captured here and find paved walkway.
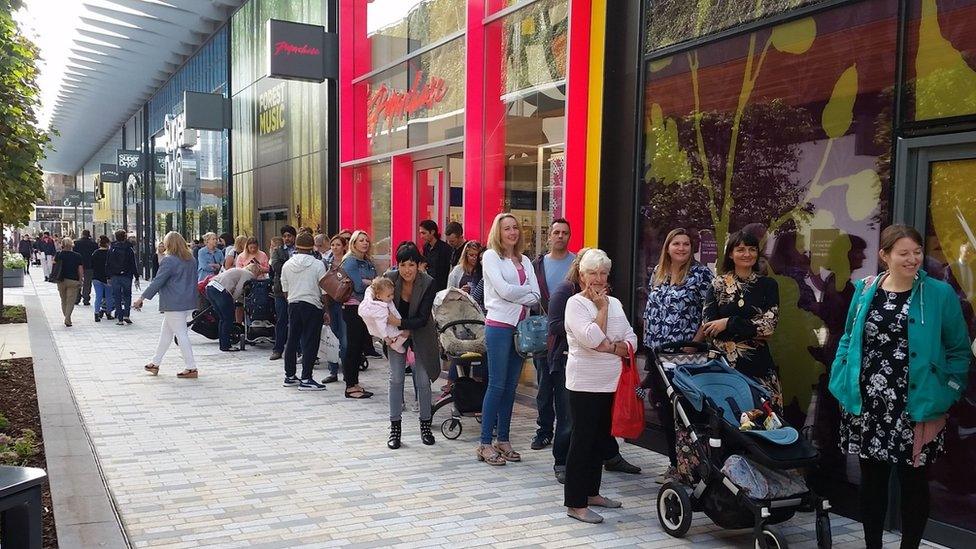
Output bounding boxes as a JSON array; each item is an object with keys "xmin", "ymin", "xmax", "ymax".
[{"xmin": 16, "ymin": 277, "xmax": 919, "ymax": 548}]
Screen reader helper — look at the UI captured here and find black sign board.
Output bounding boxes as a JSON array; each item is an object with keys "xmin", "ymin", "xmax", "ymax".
[
  {"xmin": 154, "ymin": 152, "xmax": 166, "ymax": 175},
  {"xmin": 267, "ymin": 19, "xmax": 333, "ymax": 82},
  {"xmin": 184, "ymin": 91, "xmax": 230, "ymax": 131},
  {"xmin": 82, "ymin": 191, "xmax": 96, "ymax": 204},
  {"xmin": 100, "ymin": 163, "xmax": 119, "ymax": 183},
  {"xmin": 117, "ymin": 149, "xmax": 143, "ymax": 172},
  {"xmin": 62, "ymin": 190, "xmax": 82, "ymax": 207}
]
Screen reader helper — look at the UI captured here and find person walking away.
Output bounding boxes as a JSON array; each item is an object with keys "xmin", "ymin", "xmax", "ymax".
[
  {"xmin": 562, "ymin": 248, "xmax": 636, "ymax": 523},
  {"xmin": 418, "ymin": 219, "xmax": 452, "ymax": 292},
  {"xmin": 382, "ymin": 246, "xmax": 440, "ymax": 449},
  {"xmin": 280, "ymin": 232, "xmax": 329, "ymax": 390},
  {"xmin": 445, "ymin": 222, "xmax": 465, "ymax": 268},
  {"xmin": 640, "ymin": 228, "xmax": 713, "ymax": 483},
  {"xmin": 196, "ymin": 232, "xmax": 224, "ymax": 282},
  {"xmin": 477, "ymin": 213, "xmax": 540, "ymax": 466},
  {"xmin": 91, "ymin": 236, "xmax": 115, "ymax": 321},
  {"xmin": 18, "ymin": 235, "xmax": 32, "ymax": 275},
  {"xmin": 38, "ymin": 232, "xmax": 56, "ymax": 281},
  {"xmin": 270, "ymin": 226, "xmax": 297, "ymax": 360},
  {"xmin": 548, "ymin": 249, "xmax": 641, "ymax": 484},
  {"xmin": 340, "ymin": 230, "xmax": 378, "ymax": 398},
  {"xmin": 106, "ymin": 229, "xmax": 138, "ymax": 325},
  {"xmin": 53, "ymin": 238, "xmax": 84, "ymax": 327},
  {"xmin": 206, "ymin": 264, "xmax": 262, "ymax": 352},
  {"xmin": 322, "ymin": 234, "xmax": 348, "ymax": 384},
  {"xmin": 134, "ymin": 232, "xmax": 199, "ymax": 378},
  {"xmin": 530, "ymin": 219, "xmax": 575, "ymax": 451},
  {"xmin": 73, "ymin": 230, "xmax": 97, "ymax": 306},
  {"xmin": 830, "ymin": 225, "xmax": 970, "ymax": 549}
]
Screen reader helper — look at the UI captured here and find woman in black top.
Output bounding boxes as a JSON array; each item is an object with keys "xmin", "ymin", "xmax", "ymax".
[
  {"xmin": 701, "ymin": 230, "xmax": 782, "ymax": 405},
  {"xmin": 90, "ymin": 236, "xmax": 114, "ymax": 321},
  {"xmin": 54, "ymin": 238, "xmax": 85, "ymax": 327}
]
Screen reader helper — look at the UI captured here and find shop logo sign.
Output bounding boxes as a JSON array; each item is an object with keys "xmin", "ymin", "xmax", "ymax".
[
  {"xmin": 367, "ymin": 71, "xmax": 448, "ymax": 134},
  {"xmin": 99, "ymin": 163, "xmax": 119, "ymax": 183},
  {"xmin": 274, "ymin": 41, "xmax": 320, "ymax": 57},
  {"xmin": 163, "ymin": 113, "xmax": 197, "ymax": 199},
  {"xmin": 267, "ymin": 19, "xmax": 334, "ymax": 82},
  {"xmin": 117, "ymin": 150, "xmax": 143, "ymax": 172}
]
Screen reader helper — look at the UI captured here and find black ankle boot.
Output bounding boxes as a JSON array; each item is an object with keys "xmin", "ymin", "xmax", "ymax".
[
  {"xmin": 420, "ymin": 419, "xmax": 435, "ymax": 446},
  {"xmin": 388, "ymin": 420, "xmax": 402, "ymax": 450}
]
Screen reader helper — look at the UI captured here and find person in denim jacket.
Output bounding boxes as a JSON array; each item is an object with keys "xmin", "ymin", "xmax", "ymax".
[{"xmin": 340, "ymin": 230, "xmax": 378, "ymax": 399}]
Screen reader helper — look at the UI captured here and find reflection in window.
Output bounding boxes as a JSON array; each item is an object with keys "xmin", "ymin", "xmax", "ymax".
[
  {"xmin": 906, "ymin": 0, "xmax": 976, "ymax": 121},
  {"xmin": 500, "ymin": 0, "xmax": 568, "ymax": 95},
  {"xmin": 351, "ymin": 163, "xmax": 393, "ymax": 274},
  {"xmin": 365, "ymin": 0, "xmax": 465, "ymax": 69},
  {"xmin": 639, "ymin": 0, "xmax": 896, "ymax": 492}
]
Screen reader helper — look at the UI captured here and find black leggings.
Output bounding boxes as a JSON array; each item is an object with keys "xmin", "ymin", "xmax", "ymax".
[
  {"xmin": 859, "ymin": 458, "xmax": 930, "ymax": 549},
  {"xmin": 341, "ymin": 305, "xmax": 368, "ymax": 388},
  {"xmin": 564, "ymin": 390, "xmax": 613, "ymax": 508}
]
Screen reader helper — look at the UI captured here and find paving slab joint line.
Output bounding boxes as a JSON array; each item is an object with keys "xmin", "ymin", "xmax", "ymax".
[{"xmin": 26, "ymin": 282, "xmax": 133, "ymax": 549}]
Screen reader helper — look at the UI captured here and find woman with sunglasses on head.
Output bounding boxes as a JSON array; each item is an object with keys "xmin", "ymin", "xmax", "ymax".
[
  {"xmin": 699, "ymin": 229, "xmax": 782, "ymax": 405},
  {"xmin": 448, "ymin": 240, "xmax": 484, "ymax": 293}
]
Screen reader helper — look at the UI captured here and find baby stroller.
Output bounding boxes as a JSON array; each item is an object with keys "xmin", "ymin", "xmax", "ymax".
[
  {"xmin": 184, "ymin": 277, "xmax": 241, "ymax": 346},
  {"xmin": 430, "ymin": 288, "xmax": 487, "ymax": 440},
  {"xmin": 652, "ymin": 341, "xmax": 831, "ymax": 549},
  {"xmin": 241, "ymin": 279, "xmax": 275, "ymax": 349}
]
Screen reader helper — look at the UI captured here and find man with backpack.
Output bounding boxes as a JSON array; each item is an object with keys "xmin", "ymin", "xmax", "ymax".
[
  {"xmin": 106, "ymin": 230, "xmax": 138, "ymax": 325},
  {"xmin": 270, "ymin": 225, "xmax": 297, "ymax": 361},
  {"xmin": 73, "ymin": 230, "xmax": 98, "ymax": 306}
]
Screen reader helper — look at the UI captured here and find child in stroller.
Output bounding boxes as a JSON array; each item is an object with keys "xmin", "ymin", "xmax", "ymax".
[
  {"xmin": 651, "ymin": 341, "xmax": 832, "ymax": 549},
  {"xmin": 430, "ymin": 288, "xmax": 488, "ymax": 440}
]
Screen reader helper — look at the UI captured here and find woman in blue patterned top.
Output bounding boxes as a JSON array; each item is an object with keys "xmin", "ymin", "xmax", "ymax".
[{"xmin": 641, "ymin": 228, "xmax": 713, "ymax": 482}]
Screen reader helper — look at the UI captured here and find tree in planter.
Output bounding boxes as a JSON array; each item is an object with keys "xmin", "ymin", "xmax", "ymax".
[{"xmin": 0, "ymin": 0, "xmax": 49, "ymax": 311}]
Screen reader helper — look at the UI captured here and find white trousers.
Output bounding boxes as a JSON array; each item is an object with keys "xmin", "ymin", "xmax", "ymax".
[
  {"xmin": 42, "ymin": 255, "xmax": 54, "ymax": 278},
  {"xmin": 153, "ymin": 310, "xmax": 196, "ymax": 370}
]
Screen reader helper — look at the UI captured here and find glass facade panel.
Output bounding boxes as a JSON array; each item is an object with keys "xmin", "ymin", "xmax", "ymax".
[
  {"xmin": 924, "ymin": 157, "xmax": 976, "ymax": 531},
  {"xmin": 350, "ymin": 163, "xmax": 393, "ymax": 273},
  {"xmin": 362, "ymin": 0, "xmax": 465, "ymax": 70},
  {"xmin": 483, "ymin": 0, "xmax": 568, "ymax": 257},
  {"xmin": 905, "ymin": 0, "xmax": 976, "ymax": 121},
  {"xmin": 645, "ymin": 0, "xmax": 829, "ymax": 53},
  {"xmin": 639, "ymin": 0, "xmax": 897, "ymax": 493}
]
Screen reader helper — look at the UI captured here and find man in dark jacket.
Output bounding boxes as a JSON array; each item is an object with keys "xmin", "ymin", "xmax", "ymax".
[
  {"xmin": 37, "ymin": 232, "xmax": 56, "ymax": 281},
  {"xmin": 18, "ymin": 236, "xmax": 32, "ymax": 274},
  {"xmin": 445, "ymin": 222, "xmax": 464, "ymax": 269},
  {"xmin": 270, "ymin": 225, "xmax": 297, "ymax": 360},
  {"xmin": 418, "ymin": 220, "xmax": 452, "ymax": 292},
  {"xmin": 106, "ymin": 230, "xmax": 138, "ymax": 325},
  {"xmin": 73, "ymin": 230, "xmax": 98, "ymax": 306}
]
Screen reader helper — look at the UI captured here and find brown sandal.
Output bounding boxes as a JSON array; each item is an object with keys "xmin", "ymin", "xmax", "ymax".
[
  {"xmin": 176, "ymin": 369, "xmax": 198, "ymax": 379},
  {"xmin": 494, "ymin": 443, "xmax": 521, "ymax": 462},
  {"xmin": 476, "ymin": 444, "xmax": 506, "ymax": 466},
  {"xmin": 144, "ymin": 364, "xmax": 159, "ymax": 376}
]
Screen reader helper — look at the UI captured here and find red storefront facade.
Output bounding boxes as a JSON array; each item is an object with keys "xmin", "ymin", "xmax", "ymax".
[{"xmin": 338, "ymin": 0, "xmax": 605, "ymax": 271}]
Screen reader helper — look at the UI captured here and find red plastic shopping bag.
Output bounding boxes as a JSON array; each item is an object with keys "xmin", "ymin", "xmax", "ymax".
[{"xmin": 611, "ymin": 342, "xmax": 645, "ymax": 439}]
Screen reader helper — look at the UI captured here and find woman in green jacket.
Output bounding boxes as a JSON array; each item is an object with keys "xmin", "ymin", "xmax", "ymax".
[{"xmin": 829, "ymin": 225, "xmax": 970, "ymax": 549}]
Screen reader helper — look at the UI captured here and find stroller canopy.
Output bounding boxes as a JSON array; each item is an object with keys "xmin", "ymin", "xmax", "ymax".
[{"xmin": 433, "ymin": 288, "xmax": 486, "ymax": 356}]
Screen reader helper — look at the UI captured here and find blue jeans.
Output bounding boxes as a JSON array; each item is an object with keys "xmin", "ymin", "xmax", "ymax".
[
  {"xmin": 328, "ymin": 299, "xmax": 345, "ymax": 376},
  {"xmin": 206, "ymin": 286, "xmax": 236, "ymax": 351},
  {"xmin": 273, "ymin": 296, "xmax": 289, "ymax": 353},
  {"xmin": 110, "ymin": 275, "xmax": 132, "ymax": 320},
  {"xmin": 481, "ymin": 325, "xmax": 524, "ymax": 445},
  {"xmin": 93, "ymin": 279, "xmax": 114, "ymax": 313},
  {"xmin": 534, "ymin": 354, "xmax": 555, "ymax": 439}
]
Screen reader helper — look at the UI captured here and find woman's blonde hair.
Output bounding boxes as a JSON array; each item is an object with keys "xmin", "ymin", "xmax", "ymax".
[
  {"xmin": 653, "ymin": 228, "xmax": 694, "ymax": 287},
  {"xmin": 566, "ymin": 247, "xmax": 592, "ymax": 285},
  {"xmin": 202, "ymin": 232, "xmax": 217, "ymax": 245},
  {"xmin": 163, "ymin": 231, "xmax": 193, "ymax": 260},
  {"xmin": 342, "ymin": 230, "xmax": 372, "ymax": 263},
  {"xmin": 234, "ymin": 235, "xmax": 247, "ymax": 253},
  {"xmin": 486, "ymin": 213, "xmax": 524, "ymax": 257},
  {"xmin": 457, "ymin": 240, "xmax": 483, "ymax": 271},
  {"xmin": 61, "ymin": 237, "xmax": 74, "ymax": 250}
]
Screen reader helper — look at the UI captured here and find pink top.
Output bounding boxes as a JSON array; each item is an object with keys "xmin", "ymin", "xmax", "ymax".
[
  {"xmin": 235, "ymin": 250, "xmax": 270, "ymax": 277},
  {"xmin": 486, "ymin": 263, "xmax": 528, "ymax": 329}
]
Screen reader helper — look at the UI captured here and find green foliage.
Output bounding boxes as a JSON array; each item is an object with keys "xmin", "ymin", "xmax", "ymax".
[
  {"xmin": 0, "ymin": 413, "xmax": 8, "ymax": 430},
  {"xmin": 0, "ymin": 0, "xmax": 50, "ymax": 228},
  {"xmin": 3, "ymin": 249, "xmax": 26, "ymax": 270},
  {"xmin": 0, "ymin": 429, "xmax": 38, "ymax": 466}
]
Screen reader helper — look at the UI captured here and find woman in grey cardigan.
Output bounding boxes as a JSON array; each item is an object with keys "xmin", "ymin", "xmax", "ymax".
[
  {"xmin": 383, "ymin": 246, "xmax": 440, "ymax": 449},
  {"xmin": 134, "ymin": 232, "xmax": 200, "ymax": 378}
]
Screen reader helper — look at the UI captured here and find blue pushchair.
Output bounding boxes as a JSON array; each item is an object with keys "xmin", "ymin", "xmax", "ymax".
[{"xmin": 652, "ymin": 341, "xmax": 832, "ymax": 549}]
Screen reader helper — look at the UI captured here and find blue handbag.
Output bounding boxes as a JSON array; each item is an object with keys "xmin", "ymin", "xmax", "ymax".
[{"xmin": 514, "ymin": 294, "xmax": 547, "ymax": 357}]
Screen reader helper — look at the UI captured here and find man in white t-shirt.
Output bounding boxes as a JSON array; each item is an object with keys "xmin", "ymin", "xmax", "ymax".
[{"xmin": 280, "ymin": 232, "xmax": 329, "ymax": 390}]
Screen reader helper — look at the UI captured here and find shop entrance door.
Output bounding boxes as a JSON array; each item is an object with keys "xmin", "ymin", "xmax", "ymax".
[
  {"xmin": 413, "ymin": 152, "xmax": 464, "ymax": 236},
  {"xmin": 258, "ymin": 209, "xmax": 288, "ymax": 251},
  {"xmin": 898, "ymin": 135, "xmax": 976, "ymax": 547}
]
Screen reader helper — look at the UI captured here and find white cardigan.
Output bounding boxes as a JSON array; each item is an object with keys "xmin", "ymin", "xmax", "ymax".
[
  {"xmin": 481, "ymin": 249, "xmax": 540, "ymax": 327},
  {"xmin": 564, "ymin": 294, "xmax": 638, "ymax": 392}
]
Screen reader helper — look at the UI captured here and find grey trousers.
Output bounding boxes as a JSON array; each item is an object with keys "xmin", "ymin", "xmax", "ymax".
[{"xmin": 388, "ymin": 348, "xmax": 433, "ymax": 422}]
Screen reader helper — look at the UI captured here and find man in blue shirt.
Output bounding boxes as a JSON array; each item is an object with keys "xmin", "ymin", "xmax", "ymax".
[{"xmin": 530, "ymin": 219, "xmax": 575, "ymax": 451}]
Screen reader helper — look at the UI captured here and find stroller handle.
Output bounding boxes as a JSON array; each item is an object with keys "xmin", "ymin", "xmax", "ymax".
[{"xmin": 653, "ymin": 340, "xmax": 710, "ymax": 354}]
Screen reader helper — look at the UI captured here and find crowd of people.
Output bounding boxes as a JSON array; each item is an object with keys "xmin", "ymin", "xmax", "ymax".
[{"xmin": 15, "ymin": 216, "xmax": 971, "ymax": 546}]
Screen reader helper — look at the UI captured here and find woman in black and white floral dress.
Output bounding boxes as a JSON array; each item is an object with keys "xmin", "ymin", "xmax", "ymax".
[{"xmin": 701, "ymin": 230, "xmax": 782, "ymax": 406}]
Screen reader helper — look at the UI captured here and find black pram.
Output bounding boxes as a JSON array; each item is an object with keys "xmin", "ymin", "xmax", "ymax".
[{"xmin": 241, "ymin": 279, "xmax": 275, "ymax": 349}]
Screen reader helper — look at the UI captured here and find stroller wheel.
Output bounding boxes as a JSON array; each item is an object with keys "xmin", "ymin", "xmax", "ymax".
[
  {"xmin": 359, "ymin": 356, "xmax": 369, "ymax": 371},
  {"xmin": 755, "ymin": 525, "xmax": 789, "ymax": 549},
  {"xmin": 815, "ymin": 513, "xmax": 831, "ymax": 549},
  {"xmin": 657, "ymin": 481, "xmax": 693, "ymax": 538},
  {"xmin": 441, "ymin": 418, "xmax": 462, "ymax": 439}
]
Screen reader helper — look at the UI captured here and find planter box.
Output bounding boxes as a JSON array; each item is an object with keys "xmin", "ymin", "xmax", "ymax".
[{"xmin": 2, "ymin": 269, "xmax": 25, "ymax": 288}]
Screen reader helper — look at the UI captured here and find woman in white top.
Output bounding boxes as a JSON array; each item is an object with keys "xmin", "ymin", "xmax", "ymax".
[
  {"xmin": 562, "ymin": 248, "xmax": 637, "ymax": 523},
  {"xmin": 477, "ymin": 213, "xmax": 541, "ymax": 466}
]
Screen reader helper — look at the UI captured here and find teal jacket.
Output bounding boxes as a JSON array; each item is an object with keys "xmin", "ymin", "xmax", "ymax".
[{"xmin": 828, "ymin": 270, "xmax": 970, "ymax": 422}]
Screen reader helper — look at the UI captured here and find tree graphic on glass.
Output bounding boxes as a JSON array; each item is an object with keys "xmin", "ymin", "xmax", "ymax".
[{"xmin": 642, "ymin": 14, "xmax": 885, "ymax": 421}]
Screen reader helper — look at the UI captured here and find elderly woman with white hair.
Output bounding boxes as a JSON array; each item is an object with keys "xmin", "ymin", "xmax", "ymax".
[{"xmin": 562, "ymin": 248, "xmax": 637, "ymax": 524}]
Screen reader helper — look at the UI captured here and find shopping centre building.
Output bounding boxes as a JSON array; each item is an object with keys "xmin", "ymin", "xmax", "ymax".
[{"xmin": 42, "ymin": 0, "xmax": 976, "ymax": 544}]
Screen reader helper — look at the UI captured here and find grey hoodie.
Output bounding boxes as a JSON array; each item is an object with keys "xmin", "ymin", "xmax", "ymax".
[{"xmin": 280, "ymin": 252, "xmax": 327, "ymax": 309}]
